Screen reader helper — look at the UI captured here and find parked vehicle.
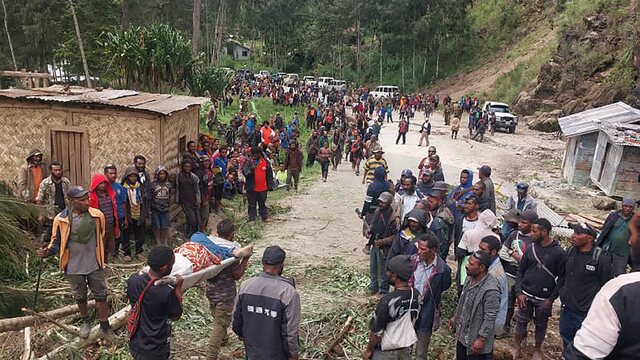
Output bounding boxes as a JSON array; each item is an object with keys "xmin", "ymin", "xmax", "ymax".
[
  {"xmin": 303, "ymin": 75, "xmax": 317, "ymax": 86},
  {"xmin": 283, "ymin": 73, "xmax": 299, "ymax": 85},
  {"xmin": 370, "ymin": 85, "xmax": 399, "ymax": 100},
  {"xmin": 481, "ymin": 101, "xmax": 519, "ymax": 133},
  {"xmin": 328, "ymin": 79, "xmax": 347, "ymax": 92},
  {"xmin": 256, "ymin": 70, "xmax": 270, "ymax": 79},
  {"xmin": 318, "ymin": 76, "xmax": 334, "ymax": 89}
]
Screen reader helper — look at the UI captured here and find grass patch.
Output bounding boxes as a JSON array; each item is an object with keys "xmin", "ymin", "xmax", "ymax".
[{"xmin": 490, "ymin": 38, "xmax": 557, "ymax": 104}]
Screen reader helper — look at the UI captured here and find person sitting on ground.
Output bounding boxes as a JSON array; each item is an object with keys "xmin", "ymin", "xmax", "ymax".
[
  {"xmin": 364, "ymin": 255, "xmax": 420, "ymax": 360},
  {"xmin": 127, "ymin": 246, "xmax": 184, "ymax": 360},
  {"xmin": 274, "ymin": 164, "xmax": 288, "ymax": 189}
]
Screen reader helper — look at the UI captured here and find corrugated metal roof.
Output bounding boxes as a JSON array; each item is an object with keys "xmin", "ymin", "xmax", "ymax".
[
  {"xmin": 600, "ymin": 123, "xmax": 640, "ymax": 148},
  {"xmin": 0, "ymin": 86, "xmax": 209, "ymax": 116},
  {"xmin": 558, "ymin": 102, "xmax": 640, "ymax": 137}
]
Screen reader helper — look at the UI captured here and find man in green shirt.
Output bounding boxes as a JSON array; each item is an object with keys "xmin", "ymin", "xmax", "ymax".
[{"xmin": 597, "ymin": 197, "xmax": 635, "ymax": 276}]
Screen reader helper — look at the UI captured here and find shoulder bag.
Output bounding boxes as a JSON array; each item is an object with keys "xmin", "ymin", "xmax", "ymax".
[{"xmin": 381, "ymin": 288, "xmax": 418, "ymax": 350}]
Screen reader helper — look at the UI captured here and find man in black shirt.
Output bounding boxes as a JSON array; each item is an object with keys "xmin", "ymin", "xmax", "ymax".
[
  {"xmin": 512, "ymin": 218, "xmax": 565, "ymax": 360},
  {"xmin": 558, "ymin": 223, "xmax": 613, "ymax": 356},
  {"xmin": 365, "ymin": 255, "xmax": 420, "ymax": 360},
  {"xmin": 127, "ymin": 246, "xmax": 183, "ymax": 360}
]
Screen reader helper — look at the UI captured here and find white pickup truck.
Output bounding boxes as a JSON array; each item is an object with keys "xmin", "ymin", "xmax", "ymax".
[{"xmin": 481, "ymin": 101, "xmax": 519, "ymax": 133}]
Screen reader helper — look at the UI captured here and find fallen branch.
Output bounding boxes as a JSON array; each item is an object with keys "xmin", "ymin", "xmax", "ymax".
[
  {"xmin": 0, "ymin": 294, "xmax": 125, "ymax": 333},
  {"xmin": 22, "ymin": 308, "xmax": 79, "ymax": 337},
  {"xmin": 37, "ymin": 258, "xmax": 239, "ymax": 358},
  {"xmin": 22, "ymin": 327, "xmax": 30, "ymax": 360},
  {"xmin": 324, "ymin": 316, "xmax": 353, "ymax": 359}
]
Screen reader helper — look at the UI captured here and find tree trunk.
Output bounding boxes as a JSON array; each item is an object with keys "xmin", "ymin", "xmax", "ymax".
[
  {"xmin": 68, "ymin": 0, "xmax": 91, "ymax": 88},
  {"xmin": 1, "ymin": 0, "xmax": 17, "ymax": 71},
  {"xmin": 435, "ymin": 41, "xmax": 441, "ymax": 80},
  {"xmin": 0, "ymin": 301, "xmax": 100, "ymax": 333},
  {"xmin": 121, "ymin": 0, "xmax": 129, "ymax": 29},
  {"xmin": 192, "ymin": 0, "xmax": 202, "ymax": 55},
  {"xmin": 356, "ymin": 18, "xmax": 361, "ymax": 78},
  {"xmin": 211, "ymin": 0, "xmax": 226, "ymax": 64}
]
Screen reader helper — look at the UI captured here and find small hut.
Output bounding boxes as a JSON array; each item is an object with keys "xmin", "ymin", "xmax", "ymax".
[
  {"xmin": 558, "ymin": 102, "xmax": 640, "ymax": 186},
  {"xmin": 0, "ymin": 86, "xmax": 208, "ymax": 190},
  {"xmin": 590, "ymin": 123, "xmax": 640, "ymax": 197}
]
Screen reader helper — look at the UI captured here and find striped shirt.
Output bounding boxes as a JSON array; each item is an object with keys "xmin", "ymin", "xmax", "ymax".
[{"xmin": 363, "ymin": 157, "xmax": 389, "ymax": 184}]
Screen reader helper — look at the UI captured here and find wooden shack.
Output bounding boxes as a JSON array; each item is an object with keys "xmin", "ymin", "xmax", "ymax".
[
  {"xmin": 590, "ymin": 123, "xmax": 640, "ymax": 197},
  {"xmin": 558, "ymin": 102, "xmax": 640, "ymax": 186},
  {"xmin": 0, "ymin": 86, "xmax": 208, "ymax": 190}
]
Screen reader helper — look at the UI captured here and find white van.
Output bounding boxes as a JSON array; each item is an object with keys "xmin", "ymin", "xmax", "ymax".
[
  {"xmin": 318, "ymin": 76, "xmax": 334, "ymax": 89},
  {"xmin": 370, "ymin": 85, "xmax": 399, "ymax": 99}
]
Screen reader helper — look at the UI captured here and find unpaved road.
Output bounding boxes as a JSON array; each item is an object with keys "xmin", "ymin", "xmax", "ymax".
[{"xmin": 250, "ymin": 109, "xmax": 567, "ymax": 359}]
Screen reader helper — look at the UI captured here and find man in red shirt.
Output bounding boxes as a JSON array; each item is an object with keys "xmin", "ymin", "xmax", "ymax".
[{"xmin": 242, "ymin": 147, "xmax": 273, "ymax": 221}]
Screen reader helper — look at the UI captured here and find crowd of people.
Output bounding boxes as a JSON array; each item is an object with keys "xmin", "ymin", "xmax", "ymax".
[
  {"xmin": 17, "ymin": 82, "xmax": 640, "ymax": 360},
  {"xmin": 358, "ymin": 145, "xmax": 640, "ymax": 360}
]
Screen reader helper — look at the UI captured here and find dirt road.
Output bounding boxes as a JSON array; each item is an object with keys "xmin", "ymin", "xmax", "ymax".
[{"xmin": 247, "ymin": 109, "xmax": 567, "ymax": 359}]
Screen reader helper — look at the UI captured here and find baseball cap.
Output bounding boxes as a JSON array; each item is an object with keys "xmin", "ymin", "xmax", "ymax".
[
  {"xmin": 622, "ymin": 197, "xmax": 636, "ymax": 207},
  {"xmin": 386, "ymin": 255, "xmax": 413, "ymax": 281},
  {"xmin": 520, "ymin": 209, "xmax": 539, "ymax": 223},
  {"xmin": 67, "ymin": 186, "xmax": 88, "ymax": 199},
  {"xmin": 401, "ymin": 169, "xmax": 413, "ymax": 177},
  {"xmin": 478, "ymin": 165, "xmax": 492, "ymax": 176},
  {"xmin": 262, "ymin": 245, "xmax": 286, "ymax": 265},
  {"xmin": 432, "ymin": 181, "xmax": 448, "ymax": 191},
  {"xmin": 516, "ymin": 182, "xmax": 529, "ymax": 192},
  {"xmin": 569, "ymin": 222, "xmax": 598, "ymax": 238},
  {"xmin": 378, "ymin": 192, "xmax": 394, "ymax": 204}
]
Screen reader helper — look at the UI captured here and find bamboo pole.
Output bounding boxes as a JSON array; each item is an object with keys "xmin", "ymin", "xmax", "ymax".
[
  {"xmin": 37, "ymin": 258, "xmax": 238, "ymax": 359},
  {"xmin": 0, "ymin": 0, "xmax": 16, "ymax": 71}
]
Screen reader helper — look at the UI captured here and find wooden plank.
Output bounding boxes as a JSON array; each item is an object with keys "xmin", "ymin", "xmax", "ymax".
[
  {"xmin": 64, "ymin": 133, "xmax": 74, "ymax": 185},
  {"xmin": 81, "ymin": 130, "xmax": 90, "ymax": 188},
  {"xmin": 0, "ymin": 70, "xmax": 51, "ymax": 78},
  {"xmin": 74, "ymin": 133, "xmax": 82, "ymax": 187}
]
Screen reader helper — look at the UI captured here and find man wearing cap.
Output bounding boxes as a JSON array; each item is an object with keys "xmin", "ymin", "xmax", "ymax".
[
  {"xmin": 502, "ymin": 182, "xmax": 537, "ymax": 240},
  {"xmin": 243, "ymin": 146, "xmax": 274, "ymax": 222},
  {"xmin": 426, "ymin": 182, "xmax": 455, "ymax": 259},
  {"xmin": 597, "ymin": 197, "xmax": 636, "ymax": 276},
  {"xmin": 364, "ymin": 255, "xmax": 420, "ymax": 360},
  {"xmin": 233, "ymin": 245, "xmax": 301, "ymax": 360},
  {"xmin": 498, "ymin": 209, "xmax": 538, "ymax": 336},
  {"xmin": 449, "ymin": 251, "xmax": 501, "ymax": 360},
  {"xmin": 366, "ymin": 192, "xmax": 400, "ymax": 295},
  {"xmin": 362, "ymin": 145, "xmax": 388, "ymax": 185},
  {"xmin": 557, "ymin": 223, "xmax": 614, "ymax": 356},
  {"xmin": 512, "ymin": 218, "xmax": 565, "ymax": 360},
  {"xmin": 18, "ymin": 149, "xmax": 47, "ymax": 203},
  {"xmin": 410, "ymin": 233, "xmax": 452, "ymax": 360},
  {"xmin": 477, "ymin": 165, "xmax": 496, "ymax": 214},
  {"xmin": 37, "ymin": 186, "xmax": 113, "ymax": 340},
  {"xmin": 395, "ymin": 168, "xmax": 414, "ymax": 193}
]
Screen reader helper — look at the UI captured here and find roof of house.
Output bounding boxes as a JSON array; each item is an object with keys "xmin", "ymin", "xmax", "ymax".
[
  {"xmin": 558, "ymin": 102, "xmax": 640, "ymax": 137},
  {"xmin": 600, "ymin": 123, "xmax": 640, "ymax": 148},
  {"xmin": 0, "ymin": 86, "xmax": 209, "ymax": 116},
  {"xmin": 226, "ymin": 39, "xmax": 251, "ymax": 50}
]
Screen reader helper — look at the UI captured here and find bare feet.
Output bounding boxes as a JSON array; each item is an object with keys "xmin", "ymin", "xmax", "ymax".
[
  {"xmin": 510, "ymin": 347, "xmax": 520, "ymax": 360},
  {"xmin": 234, "ymin": 245, "xmax": 254, "ymax": 258}
]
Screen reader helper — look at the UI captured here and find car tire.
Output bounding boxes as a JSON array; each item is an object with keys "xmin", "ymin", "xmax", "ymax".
[{"xmin": 509, "ymin": 126, "xmax": 516, "ymax": 134}]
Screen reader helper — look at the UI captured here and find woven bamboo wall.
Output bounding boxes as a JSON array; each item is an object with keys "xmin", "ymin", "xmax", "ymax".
[
  {"xmin": 161, "ymin": 107, "xmax": 199, "ymax": 174},
  {"xmin": 0, "ymin": 102, "xmax": 68, "ymax": 189},
  {"xmin": 72, "ymin": 113, "xmax": 160, "ymax": 180}
]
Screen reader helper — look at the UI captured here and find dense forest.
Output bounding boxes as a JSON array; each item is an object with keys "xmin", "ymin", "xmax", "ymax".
[{"xmin": 0, "ymin": 0, "xmax": 638, "ymax": 101}]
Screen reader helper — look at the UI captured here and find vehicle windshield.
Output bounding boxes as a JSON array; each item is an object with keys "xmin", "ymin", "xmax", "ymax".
[{"xmin": 490, "ymin": 105, "xmax": 509, "ymax": 113}]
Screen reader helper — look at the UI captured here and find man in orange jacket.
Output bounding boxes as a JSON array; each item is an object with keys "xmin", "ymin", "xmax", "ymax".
[{"xmin": 37, "ymin": 186, "xmax": 113, "ymax": 340}]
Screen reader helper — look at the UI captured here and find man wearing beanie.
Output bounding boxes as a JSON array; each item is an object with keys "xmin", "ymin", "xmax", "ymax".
[
  {"xmin": 233, "ymin": 245, "xmax": 300, "ymax": 360},
  {"xmin": 364, "ymin": 255, "xmax": 420, "ymax": 360},
  {"xmin": 597, "ymin": 197, "xmax": 636, "ymax": 276},
  {"xmin": 127, "ymin": 246, "xmax": 184, "ymax": 360},
  {"xmin": 450, "ymin": 251, "xmax": 501, "ymax": 360}
]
